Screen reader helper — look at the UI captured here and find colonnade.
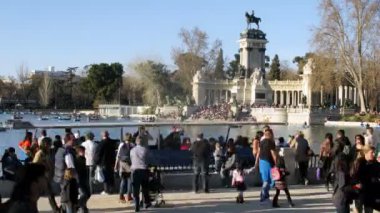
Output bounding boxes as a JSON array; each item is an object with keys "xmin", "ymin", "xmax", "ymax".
[
  {"xmin": 272, "ymin": 90, "xmax": 303, "ymax": 107},
  {"xmin": 204, "ymin": 89, "xmax": 231, "ymax": 105},
  {"xmin": 336, "ymin": 85, "xmax": 359, "ymax": 106}
]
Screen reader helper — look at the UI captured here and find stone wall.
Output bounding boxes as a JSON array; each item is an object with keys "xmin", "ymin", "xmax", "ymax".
[{"xmin": 250, "ymin": 108, "xmax": 288, "ymax": 124}]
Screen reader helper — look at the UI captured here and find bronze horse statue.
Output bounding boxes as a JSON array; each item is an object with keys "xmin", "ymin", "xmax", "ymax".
[{"xmin": 245, "ymin": 10, "xmax": 261, "ymax": 29}]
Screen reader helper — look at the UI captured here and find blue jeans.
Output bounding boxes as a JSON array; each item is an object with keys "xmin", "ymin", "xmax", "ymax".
[
  {"xmin": 259, "ymin": 159, "xmax": 272, "ymax": 201},
  {"xmin": 119, "ymin": 173, "xmax": 132, "ymax": 197}
]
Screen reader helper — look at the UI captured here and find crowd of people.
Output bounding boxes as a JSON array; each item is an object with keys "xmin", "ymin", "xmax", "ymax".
[
  {"xmin": 0, "ymin": 126, "xmax": 154, "ymax": 212},
  {"xmin": 190, "ymin": 125, "xmax": 380, "ymax": 212},
  {"xmin": 190, "ymin": 102, "xmax": 232, "ymax": 120},
  {"xmin": 0, "ymin": 125, "xmax": 379, "ymax": 212}
]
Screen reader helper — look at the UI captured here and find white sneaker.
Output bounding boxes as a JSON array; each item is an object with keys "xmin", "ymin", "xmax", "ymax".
[
  {"xmin": 100, "ymin": 191, "xmax": 109, "ymax": 195},
  {"xmin": 305, "ymin": 179, "xmax": 309, "ymax": 186}
]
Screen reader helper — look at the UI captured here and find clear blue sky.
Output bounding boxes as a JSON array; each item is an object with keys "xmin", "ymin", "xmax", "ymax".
[{"xmin": 0, "ymin": 0, "xmax": 320, "ymax": 76}]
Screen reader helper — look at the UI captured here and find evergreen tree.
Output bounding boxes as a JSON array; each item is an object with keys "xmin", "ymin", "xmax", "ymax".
[
  {"xmin": 226, "ymin": 54, "xmax": 240, "ymax": 79},
  {"xmin": 214, "ymin": 48, "xmax": 225, "ymax": 79},
  {"xmin": 268, "ymin": 54, "xmax": 281, "ymax": 80}
]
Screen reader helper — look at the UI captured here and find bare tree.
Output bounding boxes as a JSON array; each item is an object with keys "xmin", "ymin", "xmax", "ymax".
[
  {"xmin": 38, "ymin": 73, "xmax": 52, "ymax": 108},
  {"xmin": 279, "ymin": 60, "xmax": 300, "ymax": 80},
  {"xmin": 16, "ymin": 63, "xmax": 30, "ymax": 100},
  {"xmin": 172, "ymin": 27, "xmax": 222, "ymax": 95},
  {"xmin": 313, "ymin": 0, "xmax": 380, "ymax": 113}
]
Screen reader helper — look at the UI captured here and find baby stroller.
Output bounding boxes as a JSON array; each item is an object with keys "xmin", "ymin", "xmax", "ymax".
[{"xmin": 146, "ymin": 166, "xmax": 165, "ymax": 207}]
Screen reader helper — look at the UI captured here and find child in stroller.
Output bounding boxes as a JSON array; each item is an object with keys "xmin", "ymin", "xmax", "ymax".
[{"xmin": 141, "ymin": 166, "xmax": 165, "ymax": 208}]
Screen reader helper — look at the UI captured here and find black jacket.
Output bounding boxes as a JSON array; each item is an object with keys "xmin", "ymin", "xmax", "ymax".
[
  {"xmin": 191, "ymin": 139, "xmax": 211, "ymax": 162},
  {"xmin": 94, "ymin": 138, "xmax": 117, "ymax": 168},
  {"xmin": 359, "ymin": 160, "xmax": 380, "ymax": 210}
]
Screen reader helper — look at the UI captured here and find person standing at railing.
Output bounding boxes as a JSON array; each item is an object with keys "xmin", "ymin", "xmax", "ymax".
[
  {"xmin": 37, "ymin": 129, "xmax": 47, "ymax": 146},
  {"xmin": 75, "ymin": 146, "xmax": 90, "ymax": 213},
  {"xmin": 319, "ymin": 133, "xmax": 334, "ymax": 191},
  {"xmin": 81, "ymin": 132, "xmax": 97, "ymax": 194},
  {"xmin": 114, "ymin": 133, "xmax": 134, "ymax": 203},
  {"xmin": 213, "ymin": 142, "xmax": 223, "ymax": 173},
  {"xmin": 94, "ymin": 131, "xmax": 117, "ymax": 195},
  {"xmin": 1, "ymin": 147, "xmax": 22, "ymax": 181},
  {"xmin": 220, "ymin": 145, "xmax": 236, "ymax": 188},
  {"xmin": 190, "ymin": 133, "xmax": 211, "ymax": 193},
  {"xmin": 18, "ymin": 131, "xmax": 33, "ymax": 162},
  {"xmin": 33, "ymin": 137, "xmax": 60, "ymax": 213},
  {"xmin": 130, "ymin": 136, "xmax": 152, "ymax": 212}
]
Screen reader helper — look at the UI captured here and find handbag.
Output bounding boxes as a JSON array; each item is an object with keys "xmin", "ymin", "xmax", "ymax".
[
  {"xmin": 316, "ymin": 168, "xmax": 321, "ymax": 180},
  {"xmin": 95, "ymin": 166, "xmax": 104, "ymax": 183},
  {"xmin": 306, "ymin": 147, "xmax": 314, "ymax": 156},
  {"xmin": 119, "ymin": 161, "xmax": 131, "ymax": 174},
  {"xmin": 318, "ymin": 160, "xmax": 324, "ymax": 168},
  {"xmin": 271, "ymin": 167, "xmax": 281, "ymax": 181}
]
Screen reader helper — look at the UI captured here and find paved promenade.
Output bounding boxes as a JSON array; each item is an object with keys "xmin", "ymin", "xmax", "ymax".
[{"xmin": 36, "ymin": 185, "xmax": 343, "ymax": 213}]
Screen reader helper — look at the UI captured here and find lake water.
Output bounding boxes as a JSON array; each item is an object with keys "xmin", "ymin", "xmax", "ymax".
[{"xmin": 0, "ymin": 114, "xmax": 378, "ymax": 160}]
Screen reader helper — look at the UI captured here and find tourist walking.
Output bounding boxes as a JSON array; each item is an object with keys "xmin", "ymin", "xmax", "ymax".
[
  {"xmin": 37, "ymin": 129, "xmax": 47, "ymax": 146},
  {"xmin": 319, "ymin": 133, "xmax": 333, "ymax": 191},
  {"xmin": 52, "ymin": 135, "xmax": 63, "ymax": 156},
  {"xmin": 130, "ymin": 136, "xmax": 152, "ymax": 212},
  {"xmin": 330, "ymin": 130, "xmax": 352, "ymax": 186},
  {"xmin": 1, "ymin": 147, "xmax": 22, "ymax": 181},
  {"xmin": 32, "ymin": 137, "xmax": 60, "ymax": 213},
  {"xmin": 272, "ymin": 148, "xmax": 294, "ymax": 208},
  {"xmin": 252, "ymin": 131, "xmax": 263, "ymax": 157},
  {"xmin": 115, "ymin": 133, "xmax": 134, "ymax": 203},
  {"xmin": 75, "ymin": 146, "xmax": 91, "ymax": 213},
  {"xmin": 332, "ymin": 130, "xmax": 352, "ymax": 159},
  {"xmin": 350, "ymin": 146, "xmax": 369, "ymax": 213},
  {"xmin": 190, "ymin": 133, "xmax": 211, "ymax": 193},
  {"xmin": 94, "ymin": 131, "xmax": 117, "ymax": 194},
  {"xmin": 231, "ymin": 161, "xmax": 254, "ymax": 203},
  {"xmin": 0, "ymin": 164, "xmax": 47, "ymax": 213},
  {"xmin": 220, "ymin": 146, "xmax": 236, "ymax": 187},
  {"xmin": 60, "ymin": 169, "xmax": 79, "ymax": 213},
  {"xmin": 81, "ymin": 131, "xmax": 97, "ymax": 194},
  {"xmin": 357, "ymin": 145, "xmax": 380, "ymax": 212},
  {"xmin": 255, "ymin": 128, "xmax": 277, "ymax": 203},
  {"xmin": 364, "ymin": 127, "xmax": 377, "ymax": 148},
  {"xmin": 332, "ymin": 154, "xmax": 351, "ymax": 213},
  {"xmin": 291, "ymin": 132, "xmax": 311, "ymax": 185},
  {"xmin": 54, "ymin": 134, "xmax": 78, "ymax": 212}
]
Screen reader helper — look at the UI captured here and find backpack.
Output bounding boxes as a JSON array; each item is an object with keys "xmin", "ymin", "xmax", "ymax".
[
  {"xmin": 119, "ymin": 143, "xmax": 132, "ymax": 163},
  {"xmin": 271, "ymin": 167, "xmax": 281, "ymax": 181},
  {"xmin": 54, "ymin": 147, "xmax": 74, "ymax": 183}
]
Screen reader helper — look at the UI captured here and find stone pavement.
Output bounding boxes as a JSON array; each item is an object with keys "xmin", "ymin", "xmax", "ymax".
[{"xmin": 34, "ymin": 185, "xmax": 352, "ymax": 213}]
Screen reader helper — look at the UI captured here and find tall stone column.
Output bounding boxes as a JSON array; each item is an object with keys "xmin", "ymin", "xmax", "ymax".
[
  {"xmin": 320, "ymin": 86, "xmax": 324, "ymax": 105},
  {"xmin": 286, "ymin": 91, "xmax": 290, "ymax": 106},
  {"xmin": 344, "ymin": 86, "xmax": 348, "ymax": 100},
  {"xmin": 274, "ymin": 91, "xmax": 277, "ymax": 105},
  {"xmin": 280, "ymin": 91, "xmax": 284, "ymax": 105},
  {"xmin": 338, "ymin": 86, "xmax": 343, "ymax": 106}
]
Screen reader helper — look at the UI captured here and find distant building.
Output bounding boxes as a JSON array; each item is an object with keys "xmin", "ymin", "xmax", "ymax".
[
  {"xmin": 0, "ymin": 76, "xmax": 13, "ymax": 84},
  {"xmin": 31, "ymin": 66, "xmax": 80, "ymax": 82}
]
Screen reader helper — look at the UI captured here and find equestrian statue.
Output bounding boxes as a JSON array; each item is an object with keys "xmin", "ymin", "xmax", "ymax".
[{"xmin": 245, "ymin": 10, "xmax": 261, "ymax": 29}]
